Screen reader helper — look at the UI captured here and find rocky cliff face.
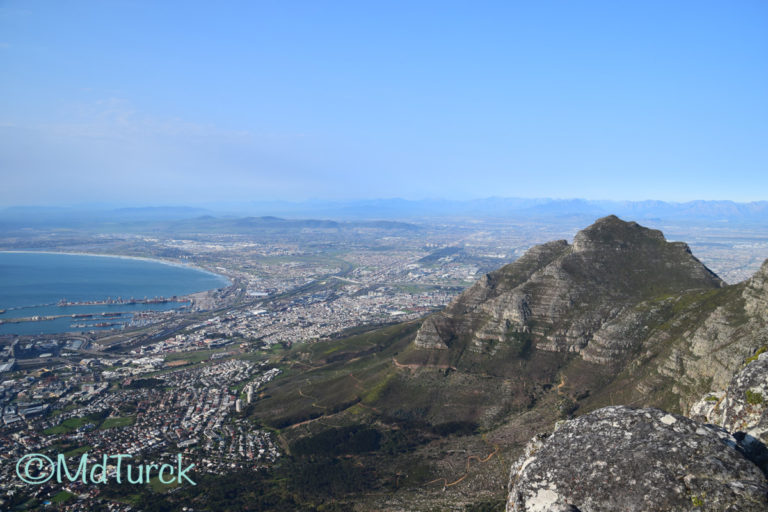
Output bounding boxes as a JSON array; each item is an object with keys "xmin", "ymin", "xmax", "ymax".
[
  {"xmin": 744, "ymin": 259, "xmax": 768, "ymax": 317},
  {"xmin": 690, "ymin": 352, "xmax": 768, "ymax": 474},
  {"xmin": 639, "ymin": 254, "xmax": 768, "ymax": 412},
  {"xmin": 690, "ymin": 354, "xmax": 768, "ymax": 436},
  {"xmin": 507, "ymin": 406, "xmax": 768, "ymax": 512},
  {"xmin": 680, "ymin": 260, "xmax": 768, "ymax": 392}
]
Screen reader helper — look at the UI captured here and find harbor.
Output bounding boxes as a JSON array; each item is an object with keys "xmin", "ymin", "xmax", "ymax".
[{"xmin": 57, "ymin": 296, "xmax": 188, "ymax": 307}]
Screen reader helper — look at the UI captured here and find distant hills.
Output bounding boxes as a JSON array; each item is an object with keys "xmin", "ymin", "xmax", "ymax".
[
  {"xmin": 0, "ymin": 207, "xmax": 420, "ymax": 233},
  {"xmin": 4, "ymin": 198, "xmax": 768, "ymax": 226},
  {"xmin": 222, "ymin": 197, "xmax": 768, "ymax": 223}
]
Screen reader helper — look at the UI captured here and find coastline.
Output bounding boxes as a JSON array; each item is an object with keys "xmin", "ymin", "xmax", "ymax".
[{"xmin": 0, "ymin": 250, "xmax": 232, "ymax": 286}]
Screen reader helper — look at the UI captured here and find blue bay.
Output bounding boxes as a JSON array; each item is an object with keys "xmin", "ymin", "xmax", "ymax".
[{"xmin": 0, "ymin": 252, "xmax": 229, "ymax": 335}]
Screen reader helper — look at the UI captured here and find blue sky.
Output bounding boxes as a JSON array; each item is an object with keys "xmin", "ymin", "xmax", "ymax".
[{"xmin": 1, "ymin": 1, "xmax": 767, "ymax": 206}]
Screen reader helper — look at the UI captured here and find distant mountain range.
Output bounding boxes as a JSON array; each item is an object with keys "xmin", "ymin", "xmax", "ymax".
[
  {"xmin": 0, "ymin": 206, "xmax": 421, "ymax": 233},
  {"xmin": 206, "ymin": 197, "xmax": 768, "ymax": 223},
  {"xmin": 2, "ymin": 198, "xmax": 768, "ymax": 228}
]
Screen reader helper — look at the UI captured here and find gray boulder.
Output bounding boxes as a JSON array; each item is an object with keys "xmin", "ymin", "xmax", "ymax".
[{"xmin": 507, "ymin": 406, "xmax": 768, "ymax": 511}]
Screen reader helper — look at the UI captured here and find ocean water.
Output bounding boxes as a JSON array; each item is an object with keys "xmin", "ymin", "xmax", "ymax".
[{"xmin": 0, "ymin": 252, "xmax": 230, "ymax": 335}]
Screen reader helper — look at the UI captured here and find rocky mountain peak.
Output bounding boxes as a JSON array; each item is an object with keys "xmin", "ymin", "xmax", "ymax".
[
  {"xmin": 572, "ymin": 214, "xmax": 667, "ymax": 252},
  {"xmin": 413, "ymin": 216, "xmax": 724, "ymax": 361}
]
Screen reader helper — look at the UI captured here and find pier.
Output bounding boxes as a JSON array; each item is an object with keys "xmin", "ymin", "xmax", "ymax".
[{"xmin": 57, "ymin": 296, "xmax": 188, "ymax": 307}]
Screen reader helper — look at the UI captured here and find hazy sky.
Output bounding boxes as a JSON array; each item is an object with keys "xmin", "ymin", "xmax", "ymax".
[{"xmin": 1, "ymin": 1, "xmax": 767, "ymax": 206}]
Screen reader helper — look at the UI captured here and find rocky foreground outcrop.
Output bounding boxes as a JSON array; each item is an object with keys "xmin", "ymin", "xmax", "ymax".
[
  {"xmin": 507, "ymin": 406, "xmax": 768, "ymax": 512},
  {"xmin": 690, "ymin": 352, "xmax": 768, "ymax": 473}
]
